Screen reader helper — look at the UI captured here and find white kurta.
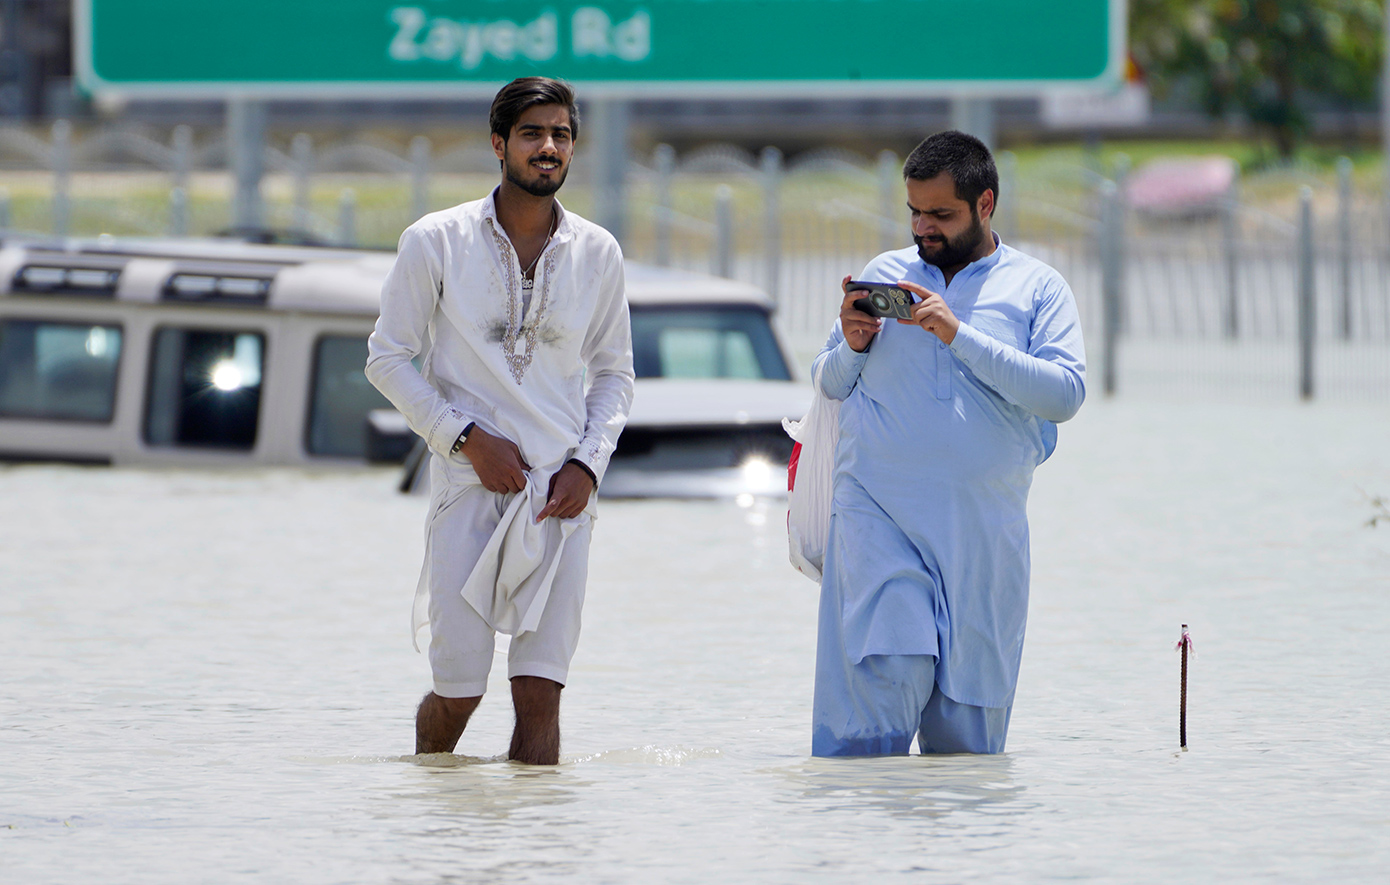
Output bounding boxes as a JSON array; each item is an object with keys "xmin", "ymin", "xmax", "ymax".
[{"xmin": 366, "ymin": 191, "xmax": 635, "ymax": 643}]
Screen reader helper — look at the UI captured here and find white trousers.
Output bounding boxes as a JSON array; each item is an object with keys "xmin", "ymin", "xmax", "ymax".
[{"xmin": 419, "ymin": 460, "xmax": 593, "ymax": 698}]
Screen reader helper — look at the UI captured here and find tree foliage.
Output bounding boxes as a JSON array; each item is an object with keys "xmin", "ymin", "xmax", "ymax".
[{"xmin": 1130, "ymin": 0, "xmax": 1384, "ymax": 157}]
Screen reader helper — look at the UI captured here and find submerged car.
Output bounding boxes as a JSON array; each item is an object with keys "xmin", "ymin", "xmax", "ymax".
[{"xmin": 0, "ymin": 236, "xmax": 810, "ymax": 497}]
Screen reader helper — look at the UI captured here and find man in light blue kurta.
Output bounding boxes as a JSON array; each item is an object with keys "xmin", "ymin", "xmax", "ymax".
[{"xmin": 811, "ymin": 131, "xmax": 1085, "ymax": 756}]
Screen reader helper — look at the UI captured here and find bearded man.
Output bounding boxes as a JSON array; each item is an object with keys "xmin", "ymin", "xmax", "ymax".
[
  {"xmin": 366, "ymin": 77, "xmax": 634, "ymax": 764},
  {"xmin": 811, "ymin": 130, "xmax": 1086, "ymax": 756}
]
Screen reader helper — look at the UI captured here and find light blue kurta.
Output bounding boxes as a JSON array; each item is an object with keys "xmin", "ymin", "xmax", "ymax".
[{"xmin": 813, "ymin": 237, "xmax": 1086, "ymax": 710}]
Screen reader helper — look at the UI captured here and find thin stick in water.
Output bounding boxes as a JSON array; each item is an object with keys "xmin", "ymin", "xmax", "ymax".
[{"xmin": 1175, "ymin": 624, "xmax": 1194, "ymax": 749}]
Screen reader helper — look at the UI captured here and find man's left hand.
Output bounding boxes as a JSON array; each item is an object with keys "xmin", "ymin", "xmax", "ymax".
[
  {"xmin": 535, "ymin": 462, "xmax": 595, "ymax": 522},
  {"xmin": 896, "ymin": 280, "xmax": 960, "ymax": 345}
]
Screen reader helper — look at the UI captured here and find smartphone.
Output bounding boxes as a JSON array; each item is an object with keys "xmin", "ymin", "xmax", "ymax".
[{"xmin": 846, "ymin": 281, "xmax": 915, "ymax": 320}]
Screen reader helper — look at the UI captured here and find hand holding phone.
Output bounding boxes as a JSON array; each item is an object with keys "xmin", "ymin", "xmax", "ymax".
[{"xmin": 846, "ymin": 281, "xmax": 916, "ymax": 320}]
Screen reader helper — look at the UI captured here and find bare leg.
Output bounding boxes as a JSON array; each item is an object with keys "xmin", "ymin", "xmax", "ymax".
[
  {"xmin": 508, "ymin": 676, "xmax": 562, "ymax": 765},
  {"xmin": 415, "ymin": 691, "xmax": 482, "ymax": 754}
]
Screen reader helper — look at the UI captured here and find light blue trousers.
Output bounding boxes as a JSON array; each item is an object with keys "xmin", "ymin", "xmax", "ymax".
[{"xmin": 813, "ymin": 574, "xmax": 1011, "ymax": 756}]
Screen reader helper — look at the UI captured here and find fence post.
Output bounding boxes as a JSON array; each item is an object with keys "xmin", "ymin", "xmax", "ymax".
[
  {"xmin": 877, "ymin": 149, "xmax": 899, "ymax": 253},
  {"xmin": 1297, "ymin": 186, "xmax": 1316, "ymax": 400},
  {"xmin": 1222, "ymin": 176, "xmax": 1240, "ymax": 339},
  {"xmin": 1112, "ymin": 155, "xmax": 1130, "ymax": 335},
  {"xmin": 1099, "ymin": 179, "xmax": 1122, "ymax": 396},
  {"xmin": 998, "ymin": 150, "xmax": 1018, "ymax": 242},
  {"xmin": 1336, "ymin": 155, "xmax": 1353, "ymax": 340},
  {"xmin": 51, "ymin": 119, "xmax": 71, "ymax": 237},
  {"xmin": 760, "ymin": 146, "xmax": 782, "ymax": 303},
  {"xmin": 169, "ymin": 186, "xmax": 189, "ymax": 237},
  {"xmin": 653, "ymin": 144, "xmax": 675, "ymax": 267},
  {"xmin": 338, "ymin": 188, "xmax": 357, "ymax": 247},
  {"xmin": 410, "ymin": 135, "xmax": 431, "ymax": 222},
  {"xmin": 171, "ymin": 124, "xmax": 192, "ymax": 194},
  {"xmin": 291, "ymin": 133, "xmax": 313, "ymax": 231},
  {"xmin": 713, "ymin": 184, "xmax": 734, "ymax": 279}
]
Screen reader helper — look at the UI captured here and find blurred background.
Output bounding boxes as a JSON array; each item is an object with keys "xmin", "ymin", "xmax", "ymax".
[{"xmin": 2, "ymin": 0, "xmax": 1388, "ymax": 405}]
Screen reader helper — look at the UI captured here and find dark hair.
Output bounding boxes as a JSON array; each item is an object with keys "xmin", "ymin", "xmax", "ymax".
[
  {"xmin": 902, "ymin": 130, "xmax": 998, "ymax": 216},
  {"xmin": 489, "ymin": 77, "xmax": 580, "ymax": 144}
]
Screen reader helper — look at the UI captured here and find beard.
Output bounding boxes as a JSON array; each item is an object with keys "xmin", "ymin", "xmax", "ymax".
[
  {"xmin": 504, "ymin": 153, "xmax": 568, "ymax": 197},
  {"xmin": 915, "ymin": 207, "xmax": 986, "ymax": 269}
]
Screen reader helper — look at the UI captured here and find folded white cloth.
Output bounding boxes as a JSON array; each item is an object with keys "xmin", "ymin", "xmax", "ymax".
[{"xmin": 457, "ymin": 461, "xmax": 589, "ymax": 636}]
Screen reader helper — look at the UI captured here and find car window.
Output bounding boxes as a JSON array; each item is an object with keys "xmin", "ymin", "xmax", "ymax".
[
  {"xmin": 306, "ymin": 335, "xmax": 394, "ymax": 457},
  {"xmin": 0, "ymin": 319, "xmax": 123, "ymax": 422},
  {"xmin": 145, "ymin": 327, "xmax": 264, "ymax": 450},
  {"xmin": 631, "ymin": 306, "xmax": 790, "ymax": 381}
]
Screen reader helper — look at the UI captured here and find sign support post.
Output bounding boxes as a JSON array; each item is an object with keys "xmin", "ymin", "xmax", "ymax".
[
  {"xmin": 228, "ymin": 98, "xmax": 267, "ymax": 230},
  {"xmin": 589, "ymin": 97, "xmax": 630, "ymax": 242}
]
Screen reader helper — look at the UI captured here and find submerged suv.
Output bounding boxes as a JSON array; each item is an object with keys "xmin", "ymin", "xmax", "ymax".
[{"xmin": 0, "ymin": 236, "xmax": 809, "ymax": 497}]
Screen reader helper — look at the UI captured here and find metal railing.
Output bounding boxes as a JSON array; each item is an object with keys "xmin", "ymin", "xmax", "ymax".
[{"xmin": 2, "ymin": 121, "xmax": 1388, "ymax": 401}]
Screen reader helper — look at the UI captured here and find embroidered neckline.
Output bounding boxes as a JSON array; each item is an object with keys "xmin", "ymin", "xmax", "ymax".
[{"xmin": 489, "ymin": 221, "xmax": 556, "ymax": 385}]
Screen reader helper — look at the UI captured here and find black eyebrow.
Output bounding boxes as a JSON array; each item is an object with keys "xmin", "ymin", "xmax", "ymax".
[
  {"xmin": 906, "ymin": 201, "xmax": 953, "ymax": 214},
  {"xmin": 517, "ymin": 123, "xmax": 572, "ymax": 135}
]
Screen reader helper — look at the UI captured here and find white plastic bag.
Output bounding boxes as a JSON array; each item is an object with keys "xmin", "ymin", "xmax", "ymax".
[{"xmin": 782, "ymin": 367, "xmax": 840, "ymax": 583}]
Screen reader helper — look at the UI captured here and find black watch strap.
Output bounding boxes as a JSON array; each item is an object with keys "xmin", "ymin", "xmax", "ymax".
[
  {"xmin": 567, "ymin": 458, "xmax": 597, "ymax": 487},
  {"xmin": 450, "ymin": 422, "xmax": 476, "ymax": 455}
]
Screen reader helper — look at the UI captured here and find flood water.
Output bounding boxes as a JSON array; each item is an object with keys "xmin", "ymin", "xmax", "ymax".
[{"xmin": 3, "ymin": 399, "xmax": 1389, "ymax": 883}]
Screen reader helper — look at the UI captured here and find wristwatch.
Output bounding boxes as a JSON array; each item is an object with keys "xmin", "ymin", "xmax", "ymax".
[{"xmin": 450, "ymin": 422, "xmax": 476, "ymax": 455}]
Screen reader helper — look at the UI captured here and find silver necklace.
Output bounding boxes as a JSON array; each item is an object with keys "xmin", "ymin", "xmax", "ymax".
[{"xmin": 520, "ymin": 206, "xmax": 558, "ymax": 290}]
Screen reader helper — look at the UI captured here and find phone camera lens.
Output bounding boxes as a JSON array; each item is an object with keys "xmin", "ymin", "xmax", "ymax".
[{"xmin": 872, "ymin": 293, "xmax": 890, "ymax": 311}]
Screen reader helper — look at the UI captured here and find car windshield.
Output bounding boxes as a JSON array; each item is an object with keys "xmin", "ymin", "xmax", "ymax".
[{"xmin": 630, "ymin": 305, "xmax": 790, "ymax": 381}]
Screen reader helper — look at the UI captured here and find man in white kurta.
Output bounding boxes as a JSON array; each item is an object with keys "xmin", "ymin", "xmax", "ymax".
[{"xmin": 366, "ymin": 78, "xmax": 634, "ymax": 764}]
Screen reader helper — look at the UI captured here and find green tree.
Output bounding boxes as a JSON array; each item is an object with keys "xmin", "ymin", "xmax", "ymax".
[{"xmin": 1130, "ymin": 0, "xmax": 1384, "ymax": 158}]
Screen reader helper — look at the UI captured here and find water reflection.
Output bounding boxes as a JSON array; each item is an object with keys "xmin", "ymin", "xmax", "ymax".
[
  {"xmin": 391, "ymin": 753, "xmax": 590, "ymax": 823},
  {"xmin": 775, "ymin": 753, "xmax": 1028, "ymax": 821}
]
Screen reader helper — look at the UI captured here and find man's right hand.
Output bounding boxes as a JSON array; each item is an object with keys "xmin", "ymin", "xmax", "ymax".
[
  {"xmin": 458, "ymin": 426, "xmax": 530, "ymax": 493},
  {"xmin": 839, "ymin": 275, "xmax": 882, "ymax": 353}
]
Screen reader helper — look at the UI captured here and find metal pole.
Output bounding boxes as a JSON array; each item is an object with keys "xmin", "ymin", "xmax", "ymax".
[
  {"xmin": 760, "ymin": 146, "xmax": 782, "ymax": 303},
  {"xmin": 1099, "ymin": 179, "xmax": 1121, "ymax": 396},
  {"xmin": 410, "ymin": 135, "xmax": 431, "ymax": 222},
  {"xmin": 1337, "ymin": 156, "xmax": 1353, "ymax": 340},
  {"xmin": 0, "ymin": 187, "xmax": 10, "ymax": 231},
  {"xmin": 949, "ymin": 97, "xmax": 996, "ymax": 152},
  {"xmin": 338, "ymin": 188, "xmax": 357, "ymax": 247},
  {"xmin": 997, "ymin": 150, "xmax": 1018, "ymax": 242},
  {"xmin": 589, "ymin": 98, "xmax": 629, "ymax": 243},
  {"xmin": 713, "ymin": 184, "xmax": 734, "ymax": 279},
  {"xmin": 169, "ymin": 186, "xmax": 188, "ymax": 237},
  {"xmin": 172, "ymin": 124, "xmax": 193, "ymax": 195},
  {"xmin": 227, "ymin": 98, "xmax": 267, "ymax": 230},
  {"xmin": 1382, "ymin": 0, "xmax": 1390, "ymax": 253},
  {"xmin": 877, "ymin": 149, "xmax": 899, "ymax": 253},
  {"xmin": 51, "ymin": 119, "xmax": 70, "ymax": 237},
  {"xmin": 653, "ymin": 143, "xmax": 675, "ymax": 267},
  {"xmin": 291, "ymin": 133, "xmax": 312, "ymax": 231},
  {"xmin": 1222, "ymin": 177, "xmax": 1241, "ymax": 339},
  {"xmin": 1298, "ymin": 186, "xmax": 1316, "ymax": 400},
  {"xmin": 1112, "ymin": 155, "xmax": 1130, "ymax": 336}
]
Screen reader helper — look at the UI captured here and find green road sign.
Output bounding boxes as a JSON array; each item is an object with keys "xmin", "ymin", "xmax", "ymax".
[{"xmin": 76, "ymin": 0, "xmax": 1124, "ymax": 97}]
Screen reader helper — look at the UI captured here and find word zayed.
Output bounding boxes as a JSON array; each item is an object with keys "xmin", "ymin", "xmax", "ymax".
[{"xmin": 389, "ymin": 7, "xmax": 651, "ymax": 70}]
